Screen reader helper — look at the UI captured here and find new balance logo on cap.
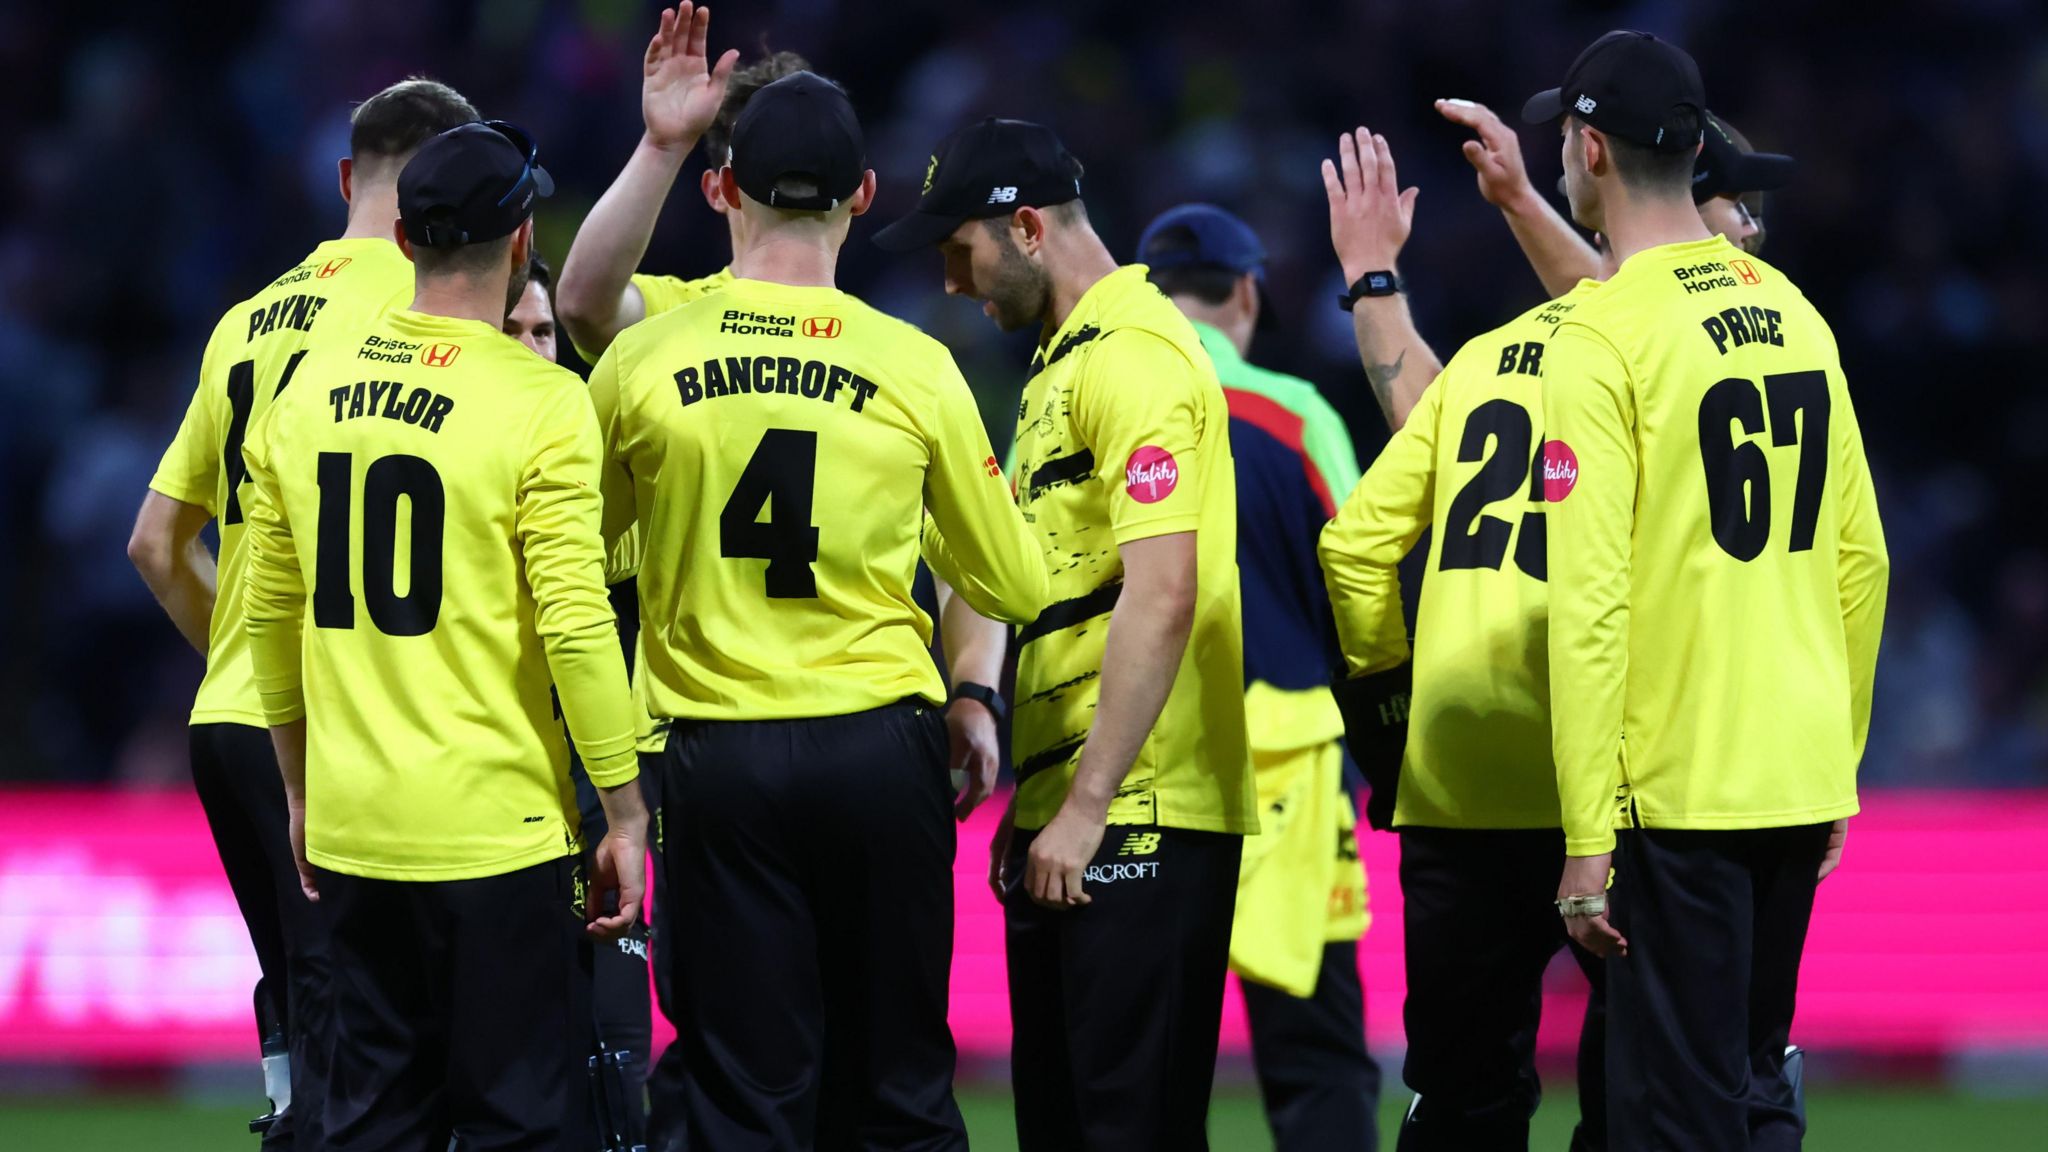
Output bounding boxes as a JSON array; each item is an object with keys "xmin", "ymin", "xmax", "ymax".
[
  {"xmin": 987, "ymin": 186, "xmax": 1018, "ymax": 204},
  {"xmin": 1575, "ymin": 94, "xmax": 1598, "ymax": 114}
]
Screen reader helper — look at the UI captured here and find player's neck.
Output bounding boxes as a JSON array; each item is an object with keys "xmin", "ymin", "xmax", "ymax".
[
  {"xmin": 411, "ymin": 274, "xmax": 512, "ymax": 331},
  {"xmin": 339, "ymin": 185, "xmax": 401, "ymax": 243},
  {"xmin": 730, "ymin": 230, "xmax": 839, "ymax": 289},
  {"xmin": 1040, "ymin": 230, "xmax": 1120, "ymax": 343},
  {"xmin": 1597, "ymin": 193, "xmax": 1714, "ymax": 268}
]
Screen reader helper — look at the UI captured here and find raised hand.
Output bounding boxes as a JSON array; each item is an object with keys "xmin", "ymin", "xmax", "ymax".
[
  {"xmin": 643, "ymin": 3, "xmax": 741, "ymax": 153},
  {"xmin": 1436, "ymin": 98, "xmax": 1538, "ymax": 211},
  {"xmin": 1321, "ymin": 127, "xmax": 1419, "ymax": 285}
]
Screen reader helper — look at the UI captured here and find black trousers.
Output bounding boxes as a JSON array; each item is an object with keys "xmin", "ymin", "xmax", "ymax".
[
  {"xmin": 574, "ymin": 759, "xmax": 656, "ymax": 1150},
  {"xmin": 1004, "ymin": 823, "xmax": 1243, "ymax": 1152},
  {"xmin": 319, "ymin": 856, "xmax": 592, "ymax": 1152},
  {"xmin": 190, "ymin": 723, "xmax": 332, "ymax": 1151},
  {"xmin": 659, "ymin": 700, "xmax": 967, "ymax": 1152},
  {"xmin": 1242, "ymin": 940, "xmax": 1383, "ymax": 1152},
  {"xmin": 1606, "ymin": 824, "xmax": 1830, "ymax": 1152},
  {"xmin": 1396, "ymin": 827, "xmax": 1606, "ymax": 1152}
]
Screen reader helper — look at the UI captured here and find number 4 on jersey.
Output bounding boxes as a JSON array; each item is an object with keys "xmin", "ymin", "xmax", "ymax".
[{"xmin": 721, "ymin": 429, "xmax": 821, "ymax": 598}]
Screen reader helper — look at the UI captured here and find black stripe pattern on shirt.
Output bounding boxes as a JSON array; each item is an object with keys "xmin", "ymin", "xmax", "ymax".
[
  {"xmin": 1017, "ymin": 580, "xmax": 1123, "ymax": 647},
  {"xmin": 1028, "ymin": 324, "xmax": 1103, "ymax": 376},
  {"xmin": 1026, "ymin": 449, "xmax": 1095, "ymax": 498},
  {"xmin": 1015, "ymin": 734, "xmax": 1088, "ymax": 786}
]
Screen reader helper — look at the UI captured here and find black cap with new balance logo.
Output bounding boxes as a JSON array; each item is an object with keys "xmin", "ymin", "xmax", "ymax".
[
  {"xmin": 1522, "ymin": 30, "xmax": 1706, "ymax": 154},
  {"xmin": 730, "ymin": 72, "xmax": 867, "ymax": 212},
  {"xmin": 871, "ymin": 118, "xmax": 1083, "ymax": 251},
  {"xmin": 399, "ymin": 121, "xmax": 553, "ymax": 248}
]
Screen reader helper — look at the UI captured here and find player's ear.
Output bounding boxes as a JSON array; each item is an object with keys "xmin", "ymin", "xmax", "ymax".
[
  {"xmin": 1235, "ymin": 272, "xmax": 1260, "ymax": 322},
  {"xmin": 1581, "ymin": 124, "xmax": 1609, "ymax": 178},
  {"xmin": 338, "ymin": 157, "xmax": 354, "ymax": 206},
  {"xmin": 702, "ymin": 167, "xmax": 729, "ymax": 216},
  {"xmin": 511, "ymin": 219, "xmax": 535, "ymax": 269},
  {"xmin": 717, "ymin": 168, "xmax": 744, "ymax": 212},
  {"xmin": 848, "ymin": 170, "xmax": 878, "ymax": 218},
  {"xmin": 393, "ymin": 220, "xmax": 416, "ymax": 264},
  {"xmin": 1013, "ymin": 206, "xmax": 1046, "ymax": 256}
]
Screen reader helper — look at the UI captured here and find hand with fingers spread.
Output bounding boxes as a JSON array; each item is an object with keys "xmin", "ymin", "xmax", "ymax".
[
  {"xmin": 1321, "ymin": 127, "xmax": 1419, "ymax": 285},
  {"xmin": 1436, "ymin": 98, "xmax": 1539, "ymax": 212},
  {"xmin": 643, "ymin": 3, "xmax": 741, "ymax": 153}
]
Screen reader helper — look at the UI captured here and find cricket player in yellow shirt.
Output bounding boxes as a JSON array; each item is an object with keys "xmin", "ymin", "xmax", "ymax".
[
  {"xmin": 242, "ymin": 121, "xmax": 649, "ymax": 1151},
  {"xmin": 127, "ymin": 77, "xmax": 477, "ymax": 1149},
  {"xmin": 1526, "ymin": 31, "xmax": 1887, "ymax": 1149},
  {"xmin": 589, "ymin": 74, "xmax": 1046, "ymax": 1151},
  {"xmin": 876, "ymin": 118, "xmax": 1258, "ymax": 1152}
]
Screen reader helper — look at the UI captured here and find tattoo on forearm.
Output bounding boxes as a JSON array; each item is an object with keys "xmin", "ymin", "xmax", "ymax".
[{"xmin": 1364, "ymin": 348, "xmax": 1406, "ymax": 416}]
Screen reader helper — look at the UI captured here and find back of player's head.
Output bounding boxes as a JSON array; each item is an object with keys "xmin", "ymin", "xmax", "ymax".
[
  {"xmin": 1524, "ymin": 30, "xmax": 1705, "ymax": 196},
  {"xmin": 704, "ymin": 51, "xmax": 813, "ymax": 168},
  {"xmin": 399, "ymin": 121, "xmax": 552, "ymax": 279},
  {"xmin": 728, "ymin": 72, "xmax": 866, "ymax": 221},
  {"xmin": 350, "ymin": 77, "xmax": 479, "ymax": 179}
]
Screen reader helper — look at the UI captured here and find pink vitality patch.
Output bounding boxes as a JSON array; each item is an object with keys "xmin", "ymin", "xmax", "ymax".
[
  {"xmin": 1542, "ymin": 440, "xmax": 1579, "ymax": 502},
  {"xmin": 1125, "ymin": 446, "xmax": 1179, "ymax": 503}
]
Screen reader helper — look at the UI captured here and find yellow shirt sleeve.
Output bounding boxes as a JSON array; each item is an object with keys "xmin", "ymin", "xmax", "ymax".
[
  {"xmin": 241, "ymin": 406, "xmax": 307, "ymax": 724},
  {"xmin": 918, "ymin": 349, "xmax": 1048, "ymax": 626},
  {"xmin": 1831, "ymin": 387, "xmax": 1889, "ymax": 767},
  {"xmin": 519, "ymin": 384, "xmax": 638, "ymax": 786},
  {"xmin": 1319, "ymin": 378, "xmax": 1442, "ymax": 677},
  {"xmin": 149, "ymin": 339, "xmax": 223, "ymax": 510},
  {"xmin": 1070, "ymin": 330, "xmax": 1208, "ymax": 544},
  {"xmin": 585, "ymin": 343, "xmax": 640, "ymax": 573},
  {"xmin": 1542, "ymin": 324, "xmax": 1636, "ymax": 856}
]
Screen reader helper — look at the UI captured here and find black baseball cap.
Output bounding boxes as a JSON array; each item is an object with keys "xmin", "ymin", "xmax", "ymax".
[
  {"xmin": 398, "ymin": 120, "xmax": 553, "ymax": 248},
  {"xmin": 730, "ymin": 72, "xmax": 866, "ymax": 212},
  {"xmin": 1522, "ymin": 30, "xmax": 1705, "ymax": 154},
  {"xmin": 871, "ymin": 118, "xmax": 1083, "ymax": 251},
  {"xmin": 1692, "ymin": 111, "xmax": 1794, "ymax": 203}
]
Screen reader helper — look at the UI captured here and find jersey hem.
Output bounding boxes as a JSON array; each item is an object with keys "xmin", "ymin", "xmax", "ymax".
[
  {"xmin": 188, "ymin": 706, "xmax": 272, "ymax": 728},
  {"xmin": 147, "ymin": 475, "xmax": 213, "ymax": 510},
  {"xmin": 1111, "ymin": 514, "xmax": 1203, "ymax": 546},
  {"xmin": 1628, "ymin": 798, "xmax": 1861, "ymax": 831},
  {"xmin": 308, "ymin": 841, "xmax": 572, "ymax": 882}
]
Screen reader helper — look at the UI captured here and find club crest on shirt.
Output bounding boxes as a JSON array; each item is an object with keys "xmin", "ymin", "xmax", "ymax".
[
  {"xmin": 1125, "ymin": 446, "xmax": 1178, "ymax": 504},
  {"xmin": 1542, "ymin": 440, "xmax": 1579, "ymax": 502}
]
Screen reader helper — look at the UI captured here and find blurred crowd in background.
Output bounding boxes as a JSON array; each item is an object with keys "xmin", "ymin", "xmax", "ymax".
[{"xmin": 1, "ymin": 0, "xmax": 2042, "ymax": 787}]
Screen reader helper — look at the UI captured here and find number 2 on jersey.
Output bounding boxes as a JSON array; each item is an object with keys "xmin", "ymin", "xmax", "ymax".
[
  {"xmin": 721, "ymin": 428, "xmax": 821, "ymax": 598},
  {"xmin": 1439, "ymin": 399, "xmax": 1547, "ymax": 581},
  {"xmin": 1697, "ymin": 370, "xmax": 1830, "ymax": 561}
]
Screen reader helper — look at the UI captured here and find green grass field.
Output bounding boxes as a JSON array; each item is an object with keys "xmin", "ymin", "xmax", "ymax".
[{"xmin": 5, "ymin": 1084, "xmax": 2047, "ymax": 1151}]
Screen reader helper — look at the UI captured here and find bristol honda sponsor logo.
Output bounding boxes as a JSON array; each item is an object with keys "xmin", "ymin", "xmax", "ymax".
[
  {"xmin": 1542, "ymin": 440, "xmax": 1579, "ymax": 502},
  {"xmin": 1124, "ymin": 445, "xmax": 1179, "ymax": 504},
  {"xmin": 1084, "ymin": 861, "xmax": 1160, "ymax": 884},
  {"xmin": 802, "ymin": 316, "xmax": 842, "ymax": 338}
]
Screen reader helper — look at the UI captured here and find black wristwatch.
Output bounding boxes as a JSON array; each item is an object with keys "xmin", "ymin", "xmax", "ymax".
[
  {"xmin": 1338, "ymin": 270, "xmax": 1405, "ymax": 311},
  {"xmin": 950, "ymin": 681, "xmax": 1007, "ymax": 721}
]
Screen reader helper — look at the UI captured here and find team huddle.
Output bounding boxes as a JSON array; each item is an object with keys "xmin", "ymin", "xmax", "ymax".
[{"xmin": 126, "ymin": 6, "xmax": 1885, "ymax": 1152}]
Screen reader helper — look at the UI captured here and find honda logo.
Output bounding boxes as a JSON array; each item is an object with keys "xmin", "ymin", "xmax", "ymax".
[
  {"xmin": 1731, "ymin": 259, "xmax": 1761, "ymax": 286},
  {"xmin": 802, "ymin": 317, "xmax": 842, "ymax": 339},
  {"xmin": 422, "ymin": 343, "xmax": 461, "ymax": 367},
  {"xmin": 317, "ymin": 257, "xmax": 352, "ymax": 278}
]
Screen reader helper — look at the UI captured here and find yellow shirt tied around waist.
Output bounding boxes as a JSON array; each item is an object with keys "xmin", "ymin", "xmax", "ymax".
[
  {"xmin": 150, "ymin": 238, "xmax": 413, "ymax": 727},
  {"xmin": 588, "ymin": 276, "xmax": 1047, "ymax": 723},
  {"xmin": 1543, "ymin": 237, "xmax": 1888, "ymax": 856},
  {"xmin": 1320, "ymin": 285, "xmax": 1598, "ymax": 831},
  {"xmin": 243, "ymin": 310, "xmax": 638, "ymax": 882},
  {"xmin": 1006, "ymin": 265, "xmax": 1256, "ymax": 835}
]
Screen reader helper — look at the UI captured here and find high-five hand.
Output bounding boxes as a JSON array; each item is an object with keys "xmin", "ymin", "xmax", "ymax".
[
  {"xmin": 1435, "ymin": 98, "xmax": 1538, "ymax": 210},
  {"xmin": 643, "ymin": 3, "xmax": 740, "ymax": 153},
  {"xmin": 1321, "ymin": 127, "xmax": 1419, "ymax": 284}
]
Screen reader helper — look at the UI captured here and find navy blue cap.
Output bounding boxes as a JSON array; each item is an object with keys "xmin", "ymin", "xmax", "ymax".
[
  {"xmin": 398, "ymin": 121, "xmax": 553, "ymax": 248},
  {"xmin": 1137, "ymin": 203, "xmax": 1277, "ymax": 330},
  {"xmin": 1693, "ymin": 111, "xmax": 1794, "ymax": 204}
]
